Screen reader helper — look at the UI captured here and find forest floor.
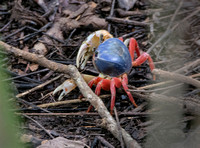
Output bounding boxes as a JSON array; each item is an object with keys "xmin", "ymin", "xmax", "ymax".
[{"xmin": 0, "ymin": 0, "xmax": 200, "ymax": 147}]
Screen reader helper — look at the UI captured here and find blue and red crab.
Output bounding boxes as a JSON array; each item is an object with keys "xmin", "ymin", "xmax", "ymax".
[{"xmin": 53, "ymin": 30, "xmax": 155, "ymax": 114}]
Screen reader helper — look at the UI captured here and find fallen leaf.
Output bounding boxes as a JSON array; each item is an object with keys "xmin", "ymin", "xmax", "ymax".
[
  {"xmin": 18, "ymin": 58, "xmax": 27, "ymax": 64},
  {"xmin": 12, "ymin": 69, "xmax": 26, "ymax": 75},
  {"xmin": 32, "ymin": 42, "xmax": 48, "ymax": 55},
  {"xmin": 29, "ymin": 63, "xmax": 39, "ymax": 71},
  {"xmin": 23, "ymin": 46, "xmax": 29, "ymax": 52},
  {"xmin": 117, "ymin": 0, "xmax": 137, "ymax": 11},
  {"xmin": 37, "ymin": 137, "xmax": 89, "ymax": 148}
]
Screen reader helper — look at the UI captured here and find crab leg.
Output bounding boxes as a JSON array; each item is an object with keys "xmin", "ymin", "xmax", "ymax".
[
  {"xmin": 87, "ymin": 78, "xmax": 110, "ymax": 112},
  {"xmin": 122, "ymin": 74, "xmax": 138, "ymax": 107},
  {"xmin": 129, "ymin": 38, "xmax": 141, "ymax": 61},
  {"xmin": 132, "ymin": 52, "xmax": 155, "ymax": 71},
  {"xmin": 121, "ymin": 37, "xmax": 155, "ymax": 72},
  {"xmin": 110, "ymin": 77, "xmax": 121, "ymax": 114},
  {"xmin": 128, "ymin": 38, "xmax": 155, "ymax": 79}
]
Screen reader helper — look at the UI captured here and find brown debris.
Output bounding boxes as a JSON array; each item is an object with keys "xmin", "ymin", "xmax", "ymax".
[
  {"xmin": 37, "ymin": 137, "xmax": 89, "ymax": 148},
  {"xmin": 1, "ymin": 0, "xmax": 200, "ymax": 147},
  {"xmin": 11, "ymin": 0, "xmax": 47, "ymax": 26},
  {"xmin": 33, "ymin": 1, "xmax": 107, "ymax": 55}
]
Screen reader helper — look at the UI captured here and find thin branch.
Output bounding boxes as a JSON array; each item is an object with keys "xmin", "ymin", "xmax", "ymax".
[
  {"xmin": 108, "ymin": 0, "xmax": 116, "ymax": 32},
  {"xmin": 114, "ymin": 107, "xmax": 125, "ymax": 148},
  {"xmin": 152, "ymin": 69, "xmax": 200, "ymax": 88},
  {"xmin": 131, "ymin": 92, "xmax": 200, "ymax": 116},
  {"xmin": 37, "ymin": 95, "xmax": 110, "ymax": 108},
  {"xmin": 137, "ymin": 73, "xmax": 200, "ymax": 90},
  {"xmin": 16, "ymin": 74, "xmax": 63, "ymax": 98},
  {"xmin": 96, "ymin": 136, "xmax": 115, "ymax": 148},
  {"xmin": 106, "ymin": 17, "xmax": 149, "ymax": 27},
  {"xmin": 147, "ymin": 6, "xmax": 200, "ymax": 54},
  {"xmin": 166, "ymin": 0, "xmax": 183, "ymax": 31},
  {"xmin": 137, "ymin": 59, "xmax": 200, "ymax": 90},
  {"xmin": 17, "ymin": 112, "xmax": 148, "ymax": 116},
  {"xmin": 23, "ymin": 114, "xmax": 54, "ymax": 139}
]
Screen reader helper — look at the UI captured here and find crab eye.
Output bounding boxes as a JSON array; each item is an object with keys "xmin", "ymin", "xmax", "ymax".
[{"xmin": 94, "ymin": 51, "xmax": 98, "ymax": 57}]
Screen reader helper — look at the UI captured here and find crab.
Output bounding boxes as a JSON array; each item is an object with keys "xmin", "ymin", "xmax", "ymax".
[{"xmin": 53, "ymin": 30, "xmax": 155, "ymax": 114}]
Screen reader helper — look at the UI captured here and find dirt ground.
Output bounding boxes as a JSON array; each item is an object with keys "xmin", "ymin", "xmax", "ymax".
[{"xmin": 0, "ymin": 0, "xmax": 200, "ymax": 147}]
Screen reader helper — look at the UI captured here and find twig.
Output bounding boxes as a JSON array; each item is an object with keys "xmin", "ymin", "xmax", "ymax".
[
  {"xmin": 15, "ymin": 97, "xmax": 51, "ymax": 113},
  {"xmin": 155, "ymin": 9, "xmax": 193, "ymax": 22},
  {"xmin": 174, "ymin": 59, "xmax": 200, "ymax": 74},
  {"xmin": 17, "ymin": 112, "xmax": 148, "ymax": 116},
  {"xmin": 121, "ymin": 29, "xmax": 145, "ymax": 39},
  {"xmin": 37, "ymin": 95, "xmax": 110, "ymax": 108},
  {"xmin": 131, "ymin": 83, "xmax": 183, "ymax": 93},
  {"xmin": 136, "ymin": 73, "xmax": 200, "ymax": 90},
  {"xmin": 3, "ymin": 68, "xmax": 49, "ymax": 81},
  {"xmin": 137, "ymin": 59, "xmax": 200, "ymax": 90},
  {"xmin": 16, "ymin": 74, "xmax": 63, "ymax": 98},
  {"xmin": 114, "ymin": 107, "xmax": 124, "ymax": 148},
  {"xmin": 152, "ymin": 69, "xmax": 200, "ymax": 88},
  {"xmin": 96, "ymin": 136, "xmax": 115, "ymax": 148},
  {"xmin": 166, "ymin": 0, "xmax": 183, "ymax": 31},
  {"xmin": 23, "ymin": 114, "xmax": 54, "ymax": 139},
  {"xmin": 0, "ymin": 41, "xmax": 141, "ymax": 148},
  {"xmin": 3, "ymin": 26, "xmax": 27, "ymax": 40},
  {"xmin": 116, "ymin": 9, "xmax": 145, "ymax": 17},
  {"xmin": 130, "ymin": 91, "xmax": 200, "ymax": 116},
  {"xmin": 147, "ymin": 6, "xmax": 200, "ymax": 54},
  {"xmin": 0, "ymin": 20, "xmax": 12, "ymax": 32},
  {"xmin": 108, "ymin": 0, "xmax": 116, "ymax": 32},
  {"xmin": 106, "ymin": 17, "xmax": 149, "ymax": 27}
]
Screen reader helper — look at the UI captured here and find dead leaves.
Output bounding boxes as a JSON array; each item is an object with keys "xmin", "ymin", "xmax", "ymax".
[
  {"xmin": 11, "ymin": 0, "xmax": 47, "ymax": 26},
  {"xmin": 31, "ymin": 1, "xmax": 108, "ymax": 58},
  {"xmin": 37, "ymin": 137, "xmax": 89, "ymax": 148},
  {"xmin": 62, "ymin": 2, "xmax": 108, "ymax": 33}
]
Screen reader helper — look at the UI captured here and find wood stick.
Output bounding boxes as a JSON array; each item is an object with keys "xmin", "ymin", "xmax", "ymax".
[
  {"xmin": 116, "ymin": 9, "xmax": 145, "ymax": 17},
  {"xmin": 138, "ymin": 72, "xmax": 200, "ymax": 90},
  {"xmin": 96, "ymin": 136, "xmax": 115, "ymax": 148},
  {"xmin": 131, "ymin": 91, "xmax": 200, "ymax": 116},
  {"xmin": 16, "ymin": 74, "xmax": 63, "ymax": 98},
  {"xmin": 152, "ymin": 69, "xmax": 200, "ymax": 88},
  {"xmin": 17, "ymin": 112, "xmax": 148, "ymax": 116},
  {"xmin": 23, "ymin": 114, "xmax": 54, "ymax": 139},
  {"xmin": 106, "ymin": 17, "xmax": 149, "ymax": 27},
  {"xmin": 37, "ymin": 95, "xmax": 110, "ymax": 108}
]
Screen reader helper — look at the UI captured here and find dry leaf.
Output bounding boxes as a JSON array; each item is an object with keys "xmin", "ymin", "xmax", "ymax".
[
  {"xmin": 18, "ymin": 58, "xmax": 27, "ymax": 64},
  {"xmin": 37, "ymin": 137, "xmax": 89, "ymax": 148},
  {"xmin": 32, "ymin": 42, "xmax": 48, "ymax": 55},
  {"xmin": 29, "ymin": 63, "xmax": 39, "ymax": 71},
  {"xmin": 12, "ymin": 69, "xmax": 26, "ymax": 75},
  {"xmin": 117, "ymin": 0, "xmax": 137, "ymax": 11}
]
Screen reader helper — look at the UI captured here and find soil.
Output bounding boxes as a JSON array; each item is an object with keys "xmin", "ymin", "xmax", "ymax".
[{"xmin": 0, "ymin": 0, "xmax": 200, "ymax": 147}]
